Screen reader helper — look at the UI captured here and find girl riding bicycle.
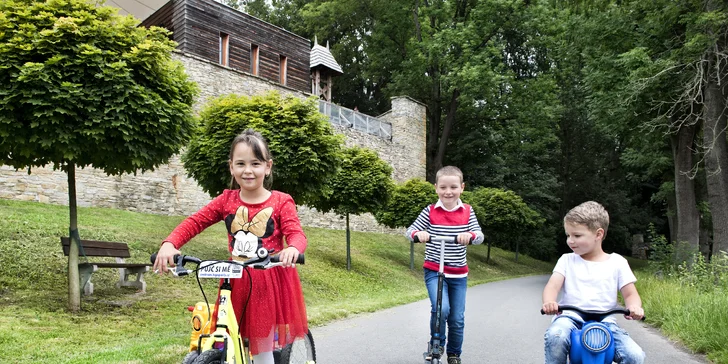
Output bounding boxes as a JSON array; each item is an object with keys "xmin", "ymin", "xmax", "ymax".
[{"xmin": 153, "ymin": 129, "xmax": 309, "ymax": 364}]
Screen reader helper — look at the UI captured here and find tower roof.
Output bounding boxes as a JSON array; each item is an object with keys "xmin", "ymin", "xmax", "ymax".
[{"xmin": 310, "ymin": 41, "xmax": 343, "ymax": 75}]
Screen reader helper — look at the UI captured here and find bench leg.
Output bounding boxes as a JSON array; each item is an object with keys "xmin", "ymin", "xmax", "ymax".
[
  {"xmin": 117, "ymin": 267, "xmax": 149, "ymax": 293},
  {"xmin": 79, "ymin": 264, "xmax": 97, "ymax": 296}
]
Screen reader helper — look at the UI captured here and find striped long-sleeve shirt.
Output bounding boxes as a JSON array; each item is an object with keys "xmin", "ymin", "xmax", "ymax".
[{"xmin": 406, "ymin": 200, "xmax": 484, "ymax": 277}]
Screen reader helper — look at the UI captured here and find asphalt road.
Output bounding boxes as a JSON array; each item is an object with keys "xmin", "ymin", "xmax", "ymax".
[{"xmin": 310, "ymin": 275, "xmax": 709, "ymax": 364}]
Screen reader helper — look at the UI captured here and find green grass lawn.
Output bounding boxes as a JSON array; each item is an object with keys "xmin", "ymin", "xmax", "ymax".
[{"xmin": 0, "ymin": 199, "xmax": 552, "ymax": 363}]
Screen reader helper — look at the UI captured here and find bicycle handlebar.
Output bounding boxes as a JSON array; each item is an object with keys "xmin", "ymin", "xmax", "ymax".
[
  {"xmin": 541, "ymin": 305, "xmax": 645, "ymax": 321},
  {"xmin": 150, "ymin": 251, "xmax": 305, "ymax": 276}
]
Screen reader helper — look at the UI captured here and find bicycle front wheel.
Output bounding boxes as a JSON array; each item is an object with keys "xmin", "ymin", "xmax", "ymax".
[
  {"xmin": 192, "ymin": 349, "xmax": 223, "ymax": 364},
  {"xmin": 278, "ymin": 330, "xmax": 316, "ymax": 364},
  {"xmin": 182, "ymin": 351, "xmax": 199, "ymax": 364}
]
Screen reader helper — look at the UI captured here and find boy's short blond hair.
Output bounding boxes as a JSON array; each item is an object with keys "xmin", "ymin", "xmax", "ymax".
[
  {"xmin": 435, "ymin": 166, "xmax": 463, "ymax": 183},
  {"xmin": 564, "ymin": 201, "xmax": 609, "ymax": 236}
]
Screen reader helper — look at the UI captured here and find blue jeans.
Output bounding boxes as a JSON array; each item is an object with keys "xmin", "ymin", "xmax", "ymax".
[
  {"xmin": 544, "ymin": 315, "xmax": 645, "ymax": 364},
  {"xmin": 424, "ymin": 268, "xmax": 467, "ymax": 356}
]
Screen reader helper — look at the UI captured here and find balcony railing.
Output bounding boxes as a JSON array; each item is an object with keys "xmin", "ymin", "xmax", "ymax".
[{"xmin": 319, "ymin": 100, "xmax": 392, "ymax": 140}]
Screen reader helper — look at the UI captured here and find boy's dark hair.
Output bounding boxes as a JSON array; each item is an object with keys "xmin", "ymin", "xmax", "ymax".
[
  {"xmin": 228, "ymin": 128, "xmax": 273, "ymax": 190},
  {"xmin": 564, "ymin": 201, "xmax": 609, "ymax": 237},
  {"xmin": 435, "ymin": 165, "xmax": 463, "ymax": 184}
]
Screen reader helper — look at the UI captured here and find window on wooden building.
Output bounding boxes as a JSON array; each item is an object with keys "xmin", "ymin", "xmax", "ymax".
[
  {"xmin": 219, "ymin": 33, "xmax": 229, "ymax": 66},
  {"xmin": 279, "ymin": 55, "xmax": 288, "ymax": 85},
  {"xmin": 251, "ymin": 44, "xmax": 259, "ymax": 75}
]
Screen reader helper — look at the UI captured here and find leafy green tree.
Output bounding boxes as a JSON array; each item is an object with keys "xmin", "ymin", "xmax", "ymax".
[
  {"xmin": 465, "ymin": 187, "xmax": 545, "ymax": 262},
  {"xmin": 375, "ymin": 178, "xmax": 437, "ymax": 269},
  {"xmin": 182, "ymin": 92, "xmax": 343, "ymax": 207},
  {"xmin": 0, "ymin": 0, "xmax": 197, "ymax": 311},
  {"xmin": 318, "ymin": 147, "xmax": 393, "ymax": 270},
  {"xmin": 570, "ymin": 0, "xmax": 728, "ymax": 262}
]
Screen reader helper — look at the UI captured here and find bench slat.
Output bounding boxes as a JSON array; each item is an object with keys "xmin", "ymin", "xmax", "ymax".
[{"xmin": 61, "ymin": 237, "xmax": 131, "ymax": 258}]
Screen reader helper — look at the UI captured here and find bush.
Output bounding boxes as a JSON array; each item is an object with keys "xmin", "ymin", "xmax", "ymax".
[
  {"xmin": 465, "ymin": 187, "xmax": 546, "ymax": 257},
  {"xmin": 318, "ymin": 146, "xmax": 394, "ymax": 216},
  {"xmin": 375, "ymin": 178, "xmax": 436, "ymax": 229},
  {"xmin": 182, "ymin": 92, "xmax": 343, "ymax": 206}
]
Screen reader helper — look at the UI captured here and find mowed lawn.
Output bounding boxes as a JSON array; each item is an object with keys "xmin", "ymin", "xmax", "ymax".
[{"xmin": 0, "ymin": 199, "xmax": 552, "ymax": 363}]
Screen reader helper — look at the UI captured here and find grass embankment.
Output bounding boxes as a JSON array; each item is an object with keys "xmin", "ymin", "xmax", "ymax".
[
  {"xmin": 0, "ymin": 199, "xmax": 552, "ymax": 363},
  {"xmin": 637, "ymin": 271, "xmax": 728, "ymax": 363}
]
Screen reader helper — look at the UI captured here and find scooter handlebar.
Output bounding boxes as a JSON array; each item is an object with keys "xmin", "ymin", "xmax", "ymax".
[{"xmin": 412, "ymin": 234, "xmax": 471, "ymax": 244}]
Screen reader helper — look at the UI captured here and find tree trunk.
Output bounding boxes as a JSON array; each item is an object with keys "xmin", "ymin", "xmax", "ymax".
[
  {"xmin": 67, "ymin": 163, "xmax": 81, "ymax": 312},
  {"xmin": 486, "ymin": 241, "xmax": 492, "ymax": 263},
  {"xmin": 702, "ymin": 4, "xmax": 728, "ymax": 257},
  {"xmin": 433, "ymin": 89, "xmax": 460, "ymax": 176},
  {"xmin": 346, "ymin": 213, "xmax": 351, "ymax": 271},
  {"xmin": 666, "ymin": 191, "xmax": 677, "ymax": 244},
  {"xmin": 426, "ymin": 73, "xmax": 441, "ymax": 182},
  {"xmin": 670, "ymin": 123, "xmax": 700, "ymax": 263}
]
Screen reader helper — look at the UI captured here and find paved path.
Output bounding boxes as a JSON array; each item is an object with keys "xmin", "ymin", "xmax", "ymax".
[{"xmin": 311, "ymin": 275, "xmax": 708, "ymax": 364}]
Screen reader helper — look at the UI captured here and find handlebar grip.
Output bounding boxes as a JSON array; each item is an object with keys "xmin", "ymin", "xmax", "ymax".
[
  {"xmin": 270, "ymin": 253, "xmax": 305, "ymax": 264},
  {"xmin": 150, "ymin": 253, "xmax": 182, "ymax": 265}
]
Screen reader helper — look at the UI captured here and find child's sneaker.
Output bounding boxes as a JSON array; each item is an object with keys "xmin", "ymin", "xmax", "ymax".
[{"xmin": 447, "ymin": 354, "xmax": 461, "ymax": 364}]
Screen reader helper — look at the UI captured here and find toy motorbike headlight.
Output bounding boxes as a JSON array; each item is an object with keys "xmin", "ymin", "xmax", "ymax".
[{"xmin": 581, "ymin": 325, "xmax": 611, "ymax": 352}]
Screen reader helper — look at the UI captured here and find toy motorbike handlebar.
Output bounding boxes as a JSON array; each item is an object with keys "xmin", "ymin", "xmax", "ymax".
[{"xmin": 541, "ymin": 305, "xmax": 645, "ymax": 321}]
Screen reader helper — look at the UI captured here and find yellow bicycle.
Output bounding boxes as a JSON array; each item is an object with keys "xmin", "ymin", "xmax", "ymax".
[{"xmin": 151, "ymin": 249, "xmax": 315, "ymax": 364}]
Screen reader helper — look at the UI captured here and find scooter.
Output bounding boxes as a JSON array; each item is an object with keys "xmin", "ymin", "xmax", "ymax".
[
  {"xmin": 541, "ymin": 305, "xmax": 645, "ymax": 364},
  {"xmin": 414, "ymin": 234, "xmax": 470, "ymax": 364}
]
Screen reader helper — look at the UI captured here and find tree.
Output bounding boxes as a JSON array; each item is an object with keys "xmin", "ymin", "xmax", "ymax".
[
  {"xmin": 464, "ymin": 188, "xmax": 544, "ymax": 262},
  {"xmin": 182, "ymin": 92, "xmax": 343, "ymax": 207},
  {"xmin": 578, "ymin": 0, "xmax": 728, "ymax": 262},
  {"xmin": 375, "ymin": 178, "xmax": 437, "ymax": 269},
  {"xmin": 318, "ymin": 147, "xmax": 393, "ymax": 270},
  {"xmin": 0, "ymin": 0, "xmax": 197, "ymax": 311}
]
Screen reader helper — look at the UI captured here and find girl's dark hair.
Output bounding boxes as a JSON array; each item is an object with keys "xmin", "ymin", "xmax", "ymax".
[{"xmin": 229, "ymin": 129, "xmax": 273, "ymax": 190}]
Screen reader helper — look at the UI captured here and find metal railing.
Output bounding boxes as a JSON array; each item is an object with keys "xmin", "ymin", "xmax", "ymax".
[{"xmin": 318, "ymin": 100, "xmax": 392, "ymax": 140}]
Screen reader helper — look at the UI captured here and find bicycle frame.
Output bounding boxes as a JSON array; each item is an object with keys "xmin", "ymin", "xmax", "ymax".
[
  {"xmin": 196, "ymin": 277, "xmax": 247, "ymax": 363},
  {"xmin": 152, "ymin": 249, "xmax": 307, "ymax": 364}
]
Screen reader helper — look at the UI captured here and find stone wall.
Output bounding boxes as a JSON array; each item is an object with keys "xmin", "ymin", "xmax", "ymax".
[{"xmin": 0, "ymin": 53, "xmax": 425, "ymax": 234}]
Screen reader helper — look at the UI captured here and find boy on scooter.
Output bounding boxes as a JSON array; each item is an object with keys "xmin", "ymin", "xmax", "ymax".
[
  {"xmin": 406, "ymin": 166, "xmax": 484, "ymax": 364},
  {"xmin": 542, "ymin": 201, "xmax": 646, "ymax": 364}
]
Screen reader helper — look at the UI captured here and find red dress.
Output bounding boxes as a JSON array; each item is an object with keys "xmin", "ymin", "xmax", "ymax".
[{"xmin": 164, "ymin": 190, "xmax": 308, "ymax": 355}]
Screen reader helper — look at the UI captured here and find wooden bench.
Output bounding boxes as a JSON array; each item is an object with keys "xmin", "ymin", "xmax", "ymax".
[{"xmin": 61, "ymin": 237, "xmax": 152, "ymax": 295}]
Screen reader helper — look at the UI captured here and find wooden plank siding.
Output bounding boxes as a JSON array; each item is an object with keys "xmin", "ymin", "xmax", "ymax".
[
  {"xmin": 141, "ymin": 0, "xmax": 311, "ymax": 93},
  {"xmin": 140, "ymin": 1, "xmax": 173, "ymax": 32}
]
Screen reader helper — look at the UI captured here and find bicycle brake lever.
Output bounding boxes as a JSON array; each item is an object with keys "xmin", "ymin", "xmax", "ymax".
[{"xmin": 172, "ymin": 265, "xmax": 190, "ymax": 277}]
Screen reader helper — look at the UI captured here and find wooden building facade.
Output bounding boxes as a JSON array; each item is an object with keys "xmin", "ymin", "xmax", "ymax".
[{"xmin": 141, "ymin": 0, "xmax": 311, "ymax": 93}]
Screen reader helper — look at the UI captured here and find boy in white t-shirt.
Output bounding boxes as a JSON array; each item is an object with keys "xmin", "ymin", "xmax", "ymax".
[{"xmin": 541, "ymin": 201, "xmax": 646, "ymax": 364}]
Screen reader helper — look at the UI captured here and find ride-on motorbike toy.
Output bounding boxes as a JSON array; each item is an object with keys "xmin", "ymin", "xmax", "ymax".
[{"xmin": 541, "ymin": 305, "xmax": 645, "ymax": 364}]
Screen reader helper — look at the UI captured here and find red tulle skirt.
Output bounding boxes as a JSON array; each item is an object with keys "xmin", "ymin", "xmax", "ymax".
[{"xmin": 210, "ymin": 265, "xmax": 308, "ymax": 355}]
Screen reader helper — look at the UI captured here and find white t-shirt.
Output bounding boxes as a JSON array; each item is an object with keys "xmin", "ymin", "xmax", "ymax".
[{"xmin": 553, "ymin": 253, "xmax": 636, "ymax": 323}]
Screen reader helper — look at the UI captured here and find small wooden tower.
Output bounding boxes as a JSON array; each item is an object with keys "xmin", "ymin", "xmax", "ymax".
[{"xmin": 310, "ymin": 37, "xmax": 343, "ymax": 101}]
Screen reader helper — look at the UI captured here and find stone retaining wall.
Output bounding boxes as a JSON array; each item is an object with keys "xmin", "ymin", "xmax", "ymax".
[{"xmin": 0, "ymin": 53, "xmax": 425, "ymax": 234}]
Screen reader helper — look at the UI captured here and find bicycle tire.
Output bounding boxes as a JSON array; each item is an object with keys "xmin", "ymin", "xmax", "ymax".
[
  {"xmin": 278, "ymin": 330, "xmax": 316, "ymax": 364},
  {"xmin": 182, "ymin": 351, "xmax": 199, "ymax": 364},
  {"xmin": 192, "ymin": 349, "xmax": 223, "ymax": 364}
]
